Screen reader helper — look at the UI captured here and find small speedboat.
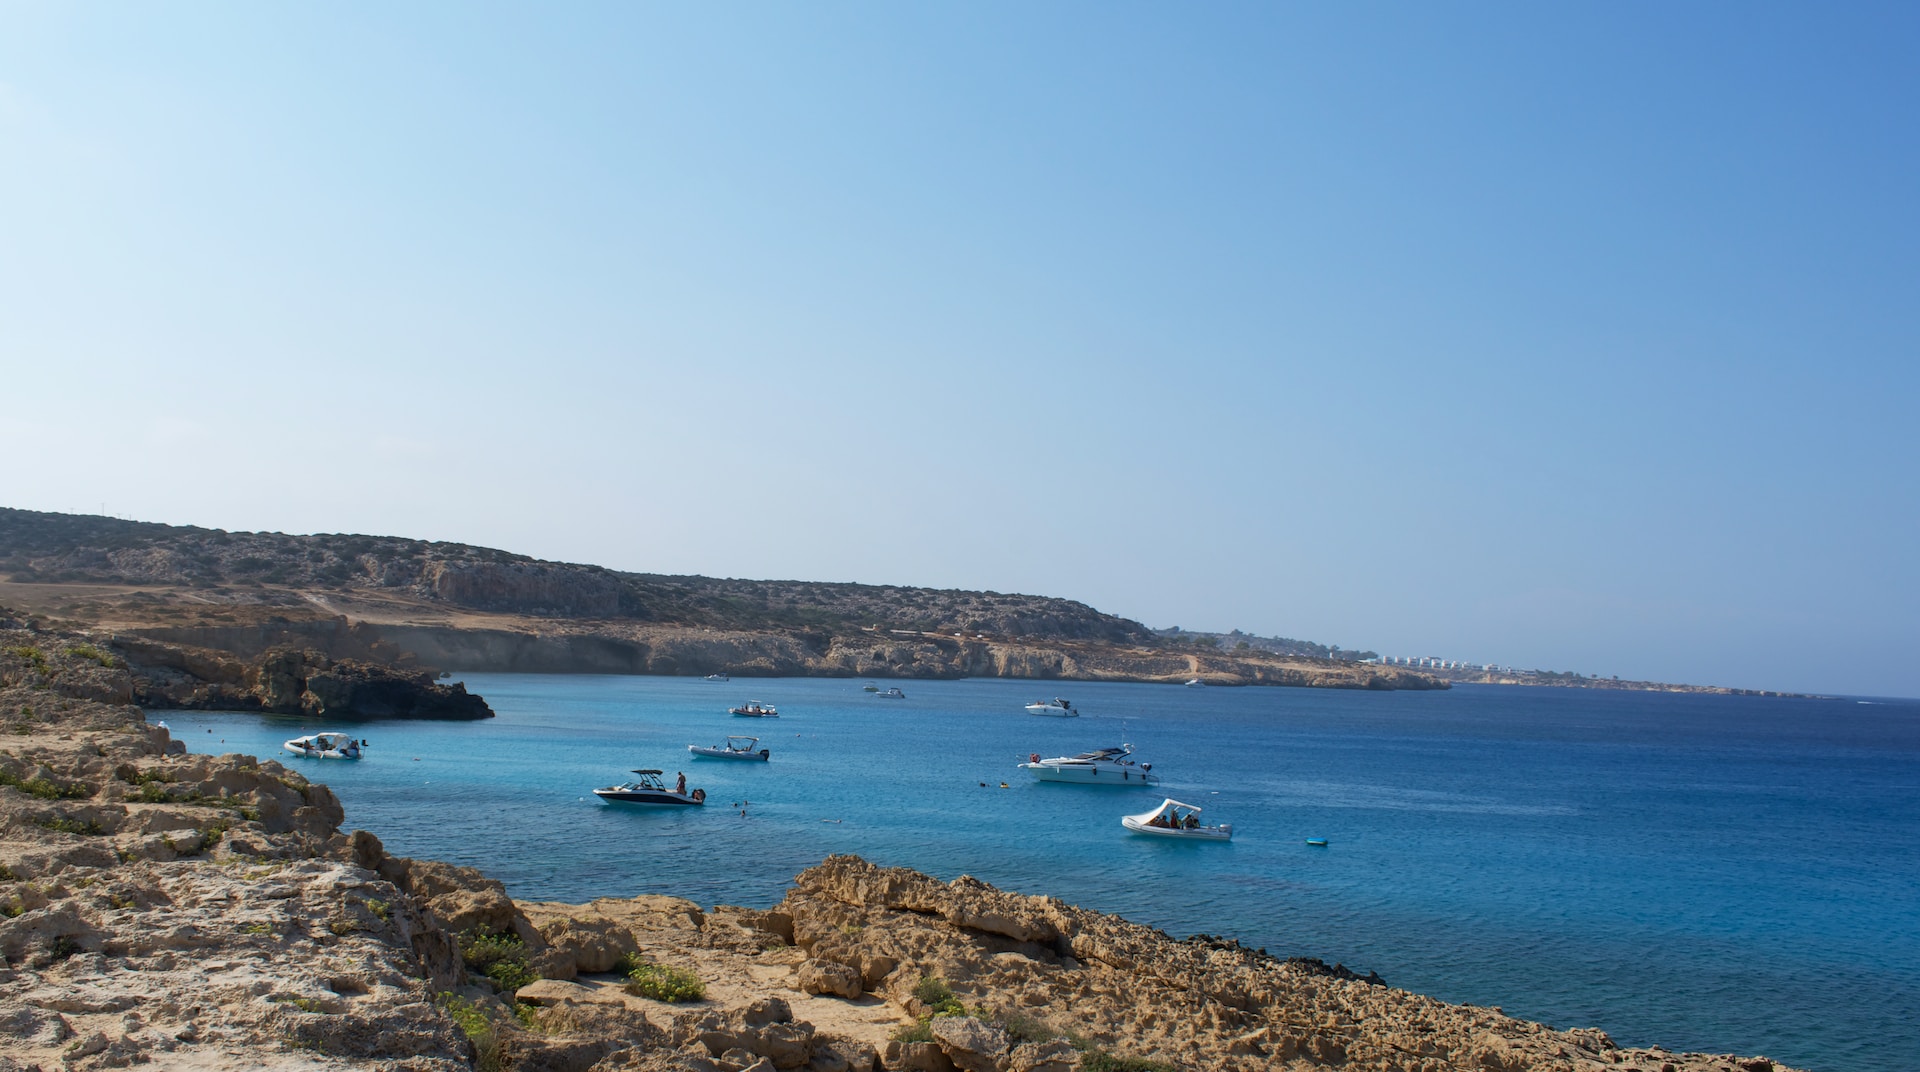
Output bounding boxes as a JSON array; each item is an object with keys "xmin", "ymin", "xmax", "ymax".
[
  {"xmin": 284, "ymin": 732, "xmax": 363, "ymax": 760},
  {"xmin": 729, "ymin": 701, "xmax": 779, "ymax": 718},
  {"xmin": 876, "ymin": 687, "xmax": 906, "ymax": 699},
  {"xmin": 593, "ymin": 769, "xmax": 706, "ymax": 806},
  {"xmin": 1024, "ymin": 697, "xmax": 1079, "ymax": 717},
  {"xmin": 1184, "ymin": 678, "xmax": 1205, "ymax": 688},
  {"xmin": 1020, "ymin": 745, "xmax": 1158, "ymax": 785},
  {"xmin": 1306, "ymin": 838, "xmax": 1329, "ymax": 847},
  {"xmin": 1122, "ymin": 798, "xmax": 1231, "ymax": 840},
  {"xmin": 861, "ymin": 683, "xmax": 880, "ymax": 692},
  {"xmin": 705, "ymin": 673, "xmax": 731, "ymax": 682},
  {"xmin": 689, "ymin": 736, "xmax": 770, "ymax": 761}
]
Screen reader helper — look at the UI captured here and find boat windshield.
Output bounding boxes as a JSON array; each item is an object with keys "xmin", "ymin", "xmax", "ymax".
[
  {"xmin": 725, "ymin": 737, "xmax": 758, "ymax": 749},
  {"xmin": 1068, "ymin": 748, "xmax": 1128, "ymax": 762}
]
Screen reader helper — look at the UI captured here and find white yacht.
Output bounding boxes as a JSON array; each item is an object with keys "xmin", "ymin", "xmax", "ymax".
[
  {"xmin": 1121, "ymin": 798, "xmax": 1231, "ymax": 840},
  {"xmin": 1024, "ymin": 697, "xmax": 1079, "ymax": 717},
  {"xmin": 705, "ymin": 672, "xmax": 730, "ymax": 682},
  {"xmin": 1018, "ymin": 745, "xmax": 1157, "ymax": 785},
  {"xmin": 689, "ymin": 736, "xmax": 770, "ymax": 761},
  {"xmin": 876, "ymin": 687, "xmax": 906, "ymax": 699},
  {"xmin": 284, "ymin": 732, "xmax": 362, "ymax": 760},
  {"xmin": 1184, "ymin": 678, "xmax": 1205, "ymax": 688}
]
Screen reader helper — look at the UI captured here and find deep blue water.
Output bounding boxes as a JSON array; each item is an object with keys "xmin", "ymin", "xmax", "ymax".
[{"xmin": 159, "ymin": 677, "xmax": 1920, "ymax": 1072}]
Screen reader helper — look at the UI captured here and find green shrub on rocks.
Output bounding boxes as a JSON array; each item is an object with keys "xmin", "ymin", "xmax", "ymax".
[
  {"xmin": 913, "ymin": 976, "xmax": 965, "ymax": 1017},
  {"xmin": 623, "ymin": 962, "xmax": 704, "ymax": 1002},
  {"xmin": 892, "ymin": 1019, "xmax": 936, "ymax": 1043},
  {"xmin": 64, "ymin": 644, "xmax": 118, "ymax": 668},
  {"xmin": 0, "ymin": 770, "xmax": 91, "ymax": 800},
  {"xmin": 6, "ymin": 646, "xmax": 48, "ymax": 671},
  {"xmin": 436, "ymin": 993, "xmax": 503, "ymax": 1072},
  {"xmin": 992, "ymin": 1010, "xmax": 1060, "ymax": 1046},
  {"xmin": 1078, "ymin": 1054, "xmax": 1176, "ymax": 1072},
  {"xmin": 460, "ymin": 929, "xmax": 536, "ymax": 992},
  {"xmin": 512, "ymin": 1002, "xmax": 548, "ymax": 1032},
  {"xmin": 123, "ymin": 768, "xmax": 177, "ymax": 786}
]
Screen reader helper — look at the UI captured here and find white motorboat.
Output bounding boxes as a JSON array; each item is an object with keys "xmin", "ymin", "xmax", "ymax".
[
  {"xmin": 705, "ymin": 672, "xmax": 731, "ymax": 682},
  {"xmin": 729, "ymin": 701, "xmax": 779, "ymax": 717},
  {"xmin": 876, "ymin": 687, "xmax": 906, "ymax": 699},
  {"xmin": 284, "ymin": 732, "xmax": 363, "ymax": 760},
  {"xmin": 689, "ymin": 736, "xmax": 770, "ymax": 761},
  {"xmin": 593, "ymin": 769, "xmax": 706, "ymax": 807},
  {"xmin": 1019, "ymin": 745, "xmax": 1158, "ymax": 785},
  {"xmin": 861, "ymin": 682, "xmax": 880, "ymax": 692},
  {"xmin": 1122, "ymin": 798, "xmax": 1231, "ymax": 840},
  {"xmin": 1024, "ymin": 697, "xmax": 1079, "ymax": 717},
  {"xmin": 1184, "ymin": 678, "xmax": 1205, "ymax": 688}
]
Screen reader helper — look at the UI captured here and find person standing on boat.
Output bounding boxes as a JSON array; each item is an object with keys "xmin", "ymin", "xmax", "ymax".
[{"xmin": 675, "ymin": 771, "xmax": 687, "ymax": 795}]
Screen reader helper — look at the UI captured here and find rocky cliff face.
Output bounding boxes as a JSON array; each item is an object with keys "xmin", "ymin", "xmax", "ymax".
[
  {"xmin": 0, "ymin": 632, "xmax": 1799, "ymax": 1072},
  {"xmin": 139, "ymin": 619, "xmax": 1446, "ymax": 691},
  {"xmin": 0, "ymin": 620, "xmax": 492, "ymax": 722}
]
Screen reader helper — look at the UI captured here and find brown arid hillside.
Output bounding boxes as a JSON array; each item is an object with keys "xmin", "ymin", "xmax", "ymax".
[
  {"xmin": 0, "ymin": 622, "xmax": 1798, "ymax": 1072},
  {"xmin": 0, "ymin": 509, "xmax": 1444, "ymax": 693}
]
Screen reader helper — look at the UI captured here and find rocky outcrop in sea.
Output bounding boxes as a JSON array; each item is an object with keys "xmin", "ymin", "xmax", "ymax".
[
  {"xmin": 0, "ymin": 645, "xmax": 1794, "ymax": 1072},
  {"xmin": 1, "ymin": 614, "xmax": 492, "ymax": 722}
]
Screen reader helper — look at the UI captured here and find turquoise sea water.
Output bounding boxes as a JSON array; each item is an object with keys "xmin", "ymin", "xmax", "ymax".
[{"xmin": 159, "ymin": 677, "xmax": 1920, "ymax": 1072}]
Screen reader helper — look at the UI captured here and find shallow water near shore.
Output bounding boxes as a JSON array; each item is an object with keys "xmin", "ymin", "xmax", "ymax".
[{"xmin": 160, "ymin": 677, "xmax": 1920, "ymax": 1072}]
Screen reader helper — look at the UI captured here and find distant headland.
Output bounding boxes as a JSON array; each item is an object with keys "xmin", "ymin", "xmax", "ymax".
[{"xmin": 0, "ymin": 508, "xmax": 1444, "ymax": 703}]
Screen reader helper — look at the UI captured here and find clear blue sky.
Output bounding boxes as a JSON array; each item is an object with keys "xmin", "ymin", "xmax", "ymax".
[{"xmin": 2, "ymin": 4, "xmax": 1915, "ymax": 696}]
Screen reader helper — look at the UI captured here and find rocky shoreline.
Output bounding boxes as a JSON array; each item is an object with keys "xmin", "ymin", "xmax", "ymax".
[
  {"xmin": 0, "ymin": 634, "xmax": 1806, "ymax": 1072},
  {"xmin": 1, "ymin": 611, "xmax": 492, "ymax": 724}
]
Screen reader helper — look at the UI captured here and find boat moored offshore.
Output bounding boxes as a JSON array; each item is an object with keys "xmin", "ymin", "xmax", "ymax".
[
  {"xmin": 284, "ymin": 732, "xmax": 363, "ymax": 760},
  {"xmin": 729, "ymin": 701, "xmax": 779, "ymax": 717},
  {"xmin": 1024, "ymin": 697, "xmax": 1079, "ymax": 717},
  {"xmin": 592, "ymin": 769, "xmax": 706, "ymax": 806},
  {"xmin": 1018, "ymin": 745, "xmax": 1157, "ymax": 785},
  {"xmin": 689, "ymin": 736, "xmax": 770, "ymax": 761},
  {"xmin": 1122, "ymin": 798, "xmax": 1231, "ymax": 840}
]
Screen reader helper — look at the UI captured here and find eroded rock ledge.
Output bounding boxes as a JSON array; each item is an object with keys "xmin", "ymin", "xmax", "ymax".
[
  {"xmin": 0, "ymin": 648, "xmax": 1798, "ymax": 1072},
  {"xmin": 1, "ymin": 613, "xmax": 492, "ymax": 721}
]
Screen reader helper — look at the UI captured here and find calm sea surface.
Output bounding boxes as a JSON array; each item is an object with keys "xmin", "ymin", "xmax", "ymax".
[{"xmin": 159, "ymin": 677, "xmax": 1920, "ymax": 1072}]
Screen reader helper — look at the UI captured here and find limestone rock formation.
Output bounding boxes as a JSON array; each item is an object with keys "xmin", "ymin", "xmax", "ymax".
[{"xmin": 4, "ymin": 629, "xmax": 498, "ymax": 721}]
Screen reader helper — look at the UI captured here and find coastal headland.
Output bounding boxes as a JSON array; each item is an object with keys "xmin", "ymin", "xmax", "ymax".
[
  {"xmin": 0, "ymin": 509, "xmax": 1446, "ymax": 700},
  {"xmin": 0, "ymin": 626, "xmax": 1799, "ymax": 1072}
]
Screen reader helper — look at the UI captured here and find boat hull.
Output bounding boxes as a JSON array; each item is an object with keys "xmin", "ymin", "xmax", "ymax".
[
  {"xmin": 593, "ymin": 789, "xmax": 704, "ymax": 806},
  {"xmin": 1121, "ymin": 816, "xmax": 1231, "ymax": 840},
  {"xmin": 689, "ymin": 745, "xmax": 770, "ymax": 760},
  {"xmin": 1019, "ymin": 763, "xmax": 1158, "ymax": 785}
]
